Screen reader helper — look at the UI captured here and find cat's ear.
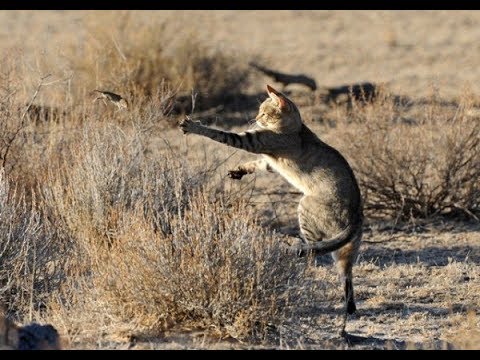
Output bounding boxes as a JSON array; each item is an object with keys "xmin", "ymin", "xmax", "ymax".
[{"xmin": 266, "ymin": 85, "xmax": 289, "ymax": 110}]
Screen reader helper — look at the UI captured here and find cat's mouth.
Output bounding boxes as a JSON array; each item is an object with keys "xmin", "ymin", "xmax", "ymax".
[{"xmin": 255, "ymin": 120, "xmax": 268, "ymax": 130}]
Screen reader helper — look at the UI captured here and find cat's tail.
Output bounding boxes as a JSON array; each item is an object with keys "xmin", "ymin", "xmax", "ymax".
[{"xmin": 299, "ymin": 215, "xmax": 363, "ymax": 255}]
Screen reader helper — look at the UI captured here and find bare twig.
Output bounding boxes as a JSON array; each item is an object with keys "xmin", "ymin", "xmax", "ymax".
[
  {"xmin": 190, "ymin": 88, "xmax": 198, "ymax": 116},
  {"xmin": 2, "ymin": 74, "xmax": 51, "ymax": 169},
  {"xmin": 111, "ymin": 34, "xmax": 127, "ymax": 62}
]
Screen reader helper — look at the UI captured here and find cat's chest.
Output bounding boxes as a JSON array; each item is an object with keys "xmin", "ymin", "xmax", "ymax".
[
  {"xmin": 263, "ymin": 155, "xmax": 314, "ymax": 194},
  {"xmin": 265, "ymin": 155, "xmax": 300, "ymax": 171}
]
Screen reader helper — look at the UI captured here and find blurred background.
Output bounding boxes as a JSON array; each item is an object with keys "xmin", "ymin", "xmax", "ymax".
[{"xmin": 1, "ymin": 10, "xmax": 480, "ymax": 99}]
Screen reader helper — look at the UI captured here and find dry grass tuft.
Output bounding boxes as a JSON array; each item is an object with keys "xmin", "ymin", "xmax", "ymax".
[
  {"xmin": 68, "ymin": 12, "xmax": 249, "ymax": 112},
  {"xmin": 325, "ymin": 88, "xmax": 480, "ymax": 221},
  {"xmin": 46, "ymin": 194, "xmax": 309, "ymax": 343},
  {"xmin": 38, "ymin": 126, "xmax": 309, "ymax": 342},
  {"xmin": 0, "ymin": 169, "xmax": 71, "ymax": 319},
  {"xmin": 447, "ymin": 310, "xmax": 480, "ymax": 350}
]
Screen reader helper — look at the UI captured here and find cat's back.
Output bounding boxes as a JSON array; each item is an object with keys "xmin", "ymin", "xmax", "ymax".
[
  {"xmin": 301, "ymin": 125, "xmax": 354, "ymax": 174},
  {"xmin": 303, "ymin": 126, "xmax": 360, "ymax": 199}
]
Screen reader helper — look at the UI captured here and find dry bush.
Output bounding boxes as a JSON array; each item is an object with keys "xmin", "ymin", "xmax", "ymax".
[
  {"xmin": 0, "ymin": 59, "xmax": 75, "ymax": 316},
  {"xmin": 46, "ymin": 196, "xmax": 309, "ymax": 343},
  {"xmin": 0, "ymin": 54, "xmax": 77, "ymax": 195},
  {"xmin": 326, "ymin": 89, "xmax": 480, "ymax": 221},
  {"xmin": 0, "ymin": 169, "xmax": 71, "ymax": 318},
  {"xmin": 0, "ymin": 58, "xmax": 213, "ymax": 335},
  {"xmin": 38, "ymin": 124, "xmax": 309, "ymax": 342},
  {"xmin": 41, "ymin": 122, "xmax": 202, "ymax": 243},
  {"xmin": 0, "ymin": 55, "xmax": 27, "ymax": 174},
  {"xmin": 67, "ymin": 12, "xmax": 249, "ymax": 112}
]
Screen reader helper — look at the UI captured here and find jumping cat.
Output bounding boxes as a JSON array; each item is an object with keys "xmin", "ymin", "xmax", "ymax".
[{"xmin": 179, "ymin": 85, "xmax": 363, "ymax": 336}]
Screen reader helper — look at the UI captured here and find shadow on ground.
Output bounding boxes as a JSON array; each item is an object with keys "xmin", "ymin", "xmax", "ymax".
[{"xmin": 359, "ymin": 244, "xmax": 480, "ymax": 266}]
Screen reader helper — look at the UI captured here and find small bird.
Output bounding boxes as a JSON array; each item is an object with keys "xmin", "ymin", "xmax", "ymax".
[{"xmin": 93, "ymin": 90, "xmax": 128, "ymax": 110}]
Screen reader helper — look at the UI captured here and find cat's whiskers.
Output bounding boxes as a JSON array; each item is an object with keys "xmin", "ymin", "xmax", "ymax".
[{"xmin": 247, "ymin": 119, "xmax": 259, "ymax": 130}]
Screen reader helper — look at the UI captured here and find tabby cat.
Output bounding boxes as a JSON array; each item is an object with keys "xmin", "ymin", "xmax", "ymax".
[{"xmin": 179, "ymin": 85, "xmax": 363, "ymax": 335}]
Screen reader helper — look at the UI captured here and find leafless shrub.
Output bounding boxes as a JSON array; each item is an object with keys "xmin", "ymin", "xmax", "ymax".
[
  {"xmin": 0, "ymin": 169, "xmax": 71, "ymax": 318},
  {"xmin": 72, "ymin": 13, "xmax": 249, "ymax": 112},
  {"xmin": 330, "ymin": 89, "xmax": 480, "ymax": 221},
  {"xmin": 38, "ymin": 124, "xmax": 310, "ymax": 342}
]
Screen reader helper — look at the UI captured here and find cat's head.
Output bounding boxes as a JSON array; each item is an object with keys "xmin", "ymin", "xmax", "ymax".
[{"xmin": 256, "ymin": 85, "xmax": 302, "ymax": 133}]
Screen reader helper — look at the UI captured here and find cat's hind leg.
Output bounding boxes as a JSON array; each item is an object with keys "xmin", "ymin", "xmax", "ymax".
[
  {"xmin": 297, "ymin": 196, "xmax": 361, "ymax": 337},
  {"xmin": 331, "ymin": 231, "xmax": 362, "ymax": 337}
]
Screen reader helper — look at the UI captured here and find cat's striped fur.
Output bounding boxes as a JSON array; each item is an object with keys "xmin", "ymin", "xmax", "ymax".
[{"xmin": 179, "ymin": 85, "xmax": 363, "ymax": 335}]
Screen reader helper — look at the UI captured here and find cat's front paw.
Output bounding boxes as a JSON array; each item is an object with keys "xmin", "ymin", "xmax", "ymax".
[
  {"xmin": 228, "ymin": 168, "xmax": 247, "ymax": 180},
  {"xmin": 179, "ymin": 117, "xmax": 199, "ymax": 134}
]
